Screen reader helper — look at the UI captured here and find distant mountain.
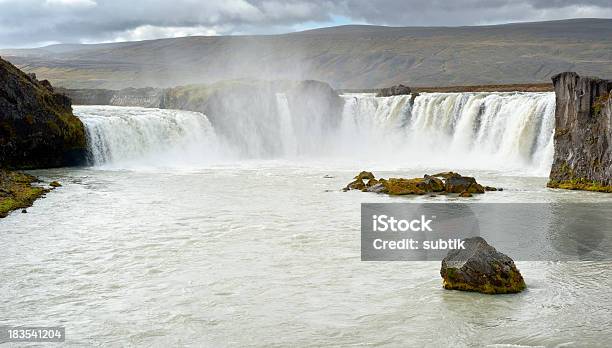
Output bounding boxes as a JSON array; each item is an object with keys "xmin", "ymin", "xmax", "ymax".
[{"xmin": 2, "ymin": 18, "xmax": 611, "ymax": 89}]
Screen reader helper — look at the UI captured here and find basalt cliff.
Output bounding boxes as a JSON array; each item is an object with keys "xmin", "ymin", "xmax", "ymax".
[
  {"xmin": 548, "ymin": 72, "xmax": 612, "ymax": 192},
  {"xmin": 0, "ymin": 56, "xmax": 87, "ymax": 169}
]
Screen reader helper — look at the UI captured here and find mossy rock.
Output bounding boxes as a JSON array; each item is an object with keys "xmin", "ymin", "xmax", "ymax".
[
  {"xmin": 0, "ymin": 57, "xmax": 87, "ymax": 169},
  {"xmin": 354, "ymin": 171, "xmax": 375, "ymax": 181},
  {"xmin": 344, "ymin": 171, "xmax": 492, "ymax": 196},
  {"xmin": 382, "ymin": 178, "xmax": 430, "ymax": 195},
  {"xmin": 0, "ymin": 169, "xmax": 48, "ymax": 218},
  {"xmin": 441, "ymin": 237, "xmax": 526, "ymax": 294},
  {"xmin": 547, "ymin": 179, "xmax": 612, "ymax": 193}
]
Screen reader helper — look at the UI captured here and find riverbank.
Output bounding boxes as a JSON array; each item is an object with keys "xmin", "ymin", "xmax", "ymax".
[{"xmin": 0, "ymin": 169, "xmax": 49, "ymax": 218}]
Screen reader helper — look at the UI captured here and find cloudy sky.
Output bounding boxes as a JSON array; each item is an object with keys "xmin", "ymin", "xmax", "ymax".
[{"xmin": 0, "ymin": 0, "xmax": 611, "ymax": 48}]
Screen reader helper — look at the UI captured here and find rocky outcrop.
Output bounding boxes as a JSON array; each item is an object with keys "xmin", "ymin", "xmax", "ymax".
[
  {"xmin": 0, "ymin": 57, "xmax": 87, "ymax": 168},
  {"xmin": 441, "ymin": 237, "xmax": 526, "ymax": 294},
  {"xmin": 376, "ymin": 84, "xmax": 411, "ymax": 97},
  {"xmin": 343, "ymin": 171, "xmax": 492, "ymax": 196},
  {"xmin": 548, "ymin": 72, "xmax": 612, "ymax": 192}
]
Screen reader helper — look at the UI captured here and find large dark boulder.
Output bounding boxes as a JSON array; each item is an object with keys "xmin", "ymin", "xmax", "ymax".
[
  {"xmin": 441, "ymin": 237, "xmax": 526, "ymax": 294},
  {"xmin": 376, "ymin": 84, "xmax": 412, "ymax": 97},
  {"xmin": 443, "ymin": 175, "xmax": 485, "ymax": 194},
  {"xmin": 548, "ymin": 72, "xmax": 612, "ymax": 192},
  {"xmin": 0, "ymin": 57, "xmax": 87, "ymax": 168}
]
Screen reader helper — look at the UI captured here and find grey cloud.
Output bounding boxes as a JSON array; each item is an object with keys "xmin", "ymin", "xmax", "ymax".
[{"xmin": 0, "ymin": 0, "xmax": 611, "ymax": 48}]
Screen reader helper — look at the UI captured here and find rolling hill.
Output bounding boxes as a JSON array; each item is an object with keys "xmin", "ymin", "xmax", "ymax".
[{"xmin": 1, "ymin": 18, "xmax": 611, "ymax": 89}]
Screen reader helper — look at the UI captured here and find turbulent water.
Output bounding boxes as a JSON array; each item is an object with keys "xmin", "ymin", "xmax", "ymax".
[
  {"xmin": 3, "ymin": 94, "xmax": 610, "ymax": 347},
  {"xmin": 76, "ymin": 92, "xmax": 555, "ymax": 175}
]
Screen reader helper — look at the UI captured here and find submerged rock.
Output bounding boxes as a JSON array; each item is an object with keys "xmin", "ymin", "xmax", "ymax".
[
  {"xmin": 440, "ymin": 237, "xmax": 526, "ymax": 294},
  {"xmin": 50, "ymin": 181, "xmax": 62, "ymax": 188}
]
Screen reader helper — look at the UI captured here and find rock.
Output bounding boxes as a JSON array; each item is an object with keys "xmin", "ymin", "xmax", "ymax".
[
  {"xmin": 445, "ymin": 175, "xmax": 485, "ymax": 194},
  {"xmin": 21, "ymin": 209, "xmax": 27, "ymax": 213},
  {"xmin": 50, "ymin": 181, "xmax": 62, "ymax": 188},
  {"xmin": 498, "ymin": 188, "xmax": 503, "ymax": 191},
  {"xmin": 441, "ymin": 237, "xmax": 526, "ymax": 294},
  {"xmin": 0, "ymin": 57, "xmax": 87, "ymax": 169},
  {"xmin": 381, "ymin": 178, "xmax": 428, "ymax": 195},
  {"xmin": 484, "ymin": 186, "xmax": 498, "ymax": 191},
  {"xmin": 344, "ymin": 171, "xmax": 490, "ymax": 196},
  {"xmin": 323, "ymin": 175, "xmax": 334, "ymax": 178},
  {"xmin": 355, "ymin": 171, "xmax": 375, "ymax": 180},
  {"xmin": 345, "ymin": 178, "xmax": 366, "ymax": 191},
  {"xmin": 40, "ymin": 79, "xmax": 54, "ymax": 92},
  {"xmin": 376, "ymin": 84, "xmax": 412, "ymax": 97},
  {"xmin": 366, "ymin": 182, "xmax": 387, "ymax": 193},
  {"xmin": 548, "ymin": 72, "xmax": 612, "ymax": 192},
  {"xmin": 432, "ymin": 171, "xmax": 462, "ymax": 180},
  {"xmin": 423, "ymin": 174, "xmax": 445, "ymax": 192}
]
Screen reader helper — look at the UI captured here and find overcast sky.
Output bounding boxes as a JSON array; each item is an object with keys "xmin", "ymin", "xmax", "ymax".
[{"xmin": 1, "ymin": 0, "xmax": 611, "ymax": 48}]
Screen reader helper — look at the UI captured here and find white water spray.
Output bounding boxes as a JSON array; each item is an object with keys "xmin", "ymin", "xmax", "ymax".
[
  {"xmin": 76, "ymin": 106, "xmax": 222, "ymax": 168},
  {"xmin": 75, "ymin": 92, "xmax": 555, "ymax": 175}
]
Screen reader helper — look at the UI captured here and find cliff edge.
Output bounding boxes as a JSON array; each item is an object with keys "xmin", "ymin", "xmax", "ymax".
[
  {"xmin": 548, "ymin": 72, "xmax": 612, "ymax": 192},
  {"xmin": 0, "ymin": 56, "xmax": 86, "ymax": 169}
]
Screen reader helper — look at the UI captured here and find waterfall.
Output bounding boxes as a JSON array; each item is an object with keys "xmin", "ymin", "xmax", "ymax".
[
  {"xmin": 74, "ymin": 92, "xmax": 556, "ymax": 175},
  {"xmin": 276, "ymin": 93, "xmax": 298, "ymax": 157},
  {"xmin": 76, "ymin": 106, "xmax": 222, "ymax": 168},
  {"xmin": 337, "ymin": 92, "xmax": 555, "ymax": 175}
]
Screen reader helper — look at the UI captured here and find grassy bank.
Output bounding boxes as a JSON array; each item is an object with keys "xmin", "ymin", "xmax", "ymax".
[{"xmin": 0, "ymin": 169, "xmax": 49, "ymax": 218}]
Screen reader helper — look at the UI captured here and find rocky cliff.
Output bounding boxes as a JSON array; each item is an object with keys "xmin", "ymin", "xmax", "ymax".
[
  {"xmin": 0, "ymin": 56, "xmax": 87, "ymax": 168},
  {"xmin": 548, "ymin": 72, "xmax": 612, "ymax": 192}
]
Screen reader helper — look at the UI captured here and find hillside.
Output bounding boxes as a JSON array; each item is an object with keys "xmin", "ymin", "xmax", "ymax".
[{"xmin": 1, "ymin": 18, "xmax": 611, "ymax": 89}]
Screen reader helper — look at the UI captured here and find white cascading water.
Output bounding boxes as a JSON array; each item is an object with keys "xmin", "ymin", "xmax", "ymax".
[
  {"xmin": 337, "ymin": 92, "xmax": 556, "ymax": 175},
  {"xmin": 74, "ymin": 92, "xmax": 555, "ymax": 175},
  {"xmin": 75, "ymin": 105, "xmax": 223, "ymax": 168}
]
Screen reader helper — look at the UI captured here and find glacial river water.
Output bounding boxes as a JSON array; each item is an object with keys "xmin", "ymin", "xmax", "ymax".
[{"xmin": 1, "ymin": 164, "xmax": 612, "ymax": 347}]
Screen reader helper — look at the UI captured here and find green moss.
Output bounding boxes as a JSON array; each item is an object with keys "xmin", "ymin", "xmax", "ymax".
[
  {"xmin": 0, "ymin": 170, "xmax": 48, "ymax": 218},
  {"xmin": 592, "ymin": 92, "xmax": 611, "ymax": 116},
  {"xmin": 442, "ymin": 267, "xmax": 526, "ymax": 294},
  {"xmin": 547, "ymin": 178, "xmax": 612, "ymax": 193},
  {"xmin": 383, "ymin": 178, "xmax": 427, "ymax": 195}
]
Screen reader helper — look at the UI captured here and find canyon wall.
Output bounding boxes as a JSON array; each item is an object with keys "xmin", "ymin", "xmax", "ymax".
[{"xmin": 548, "ymin": 72, "xmax": 612, "ymax": 191}]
